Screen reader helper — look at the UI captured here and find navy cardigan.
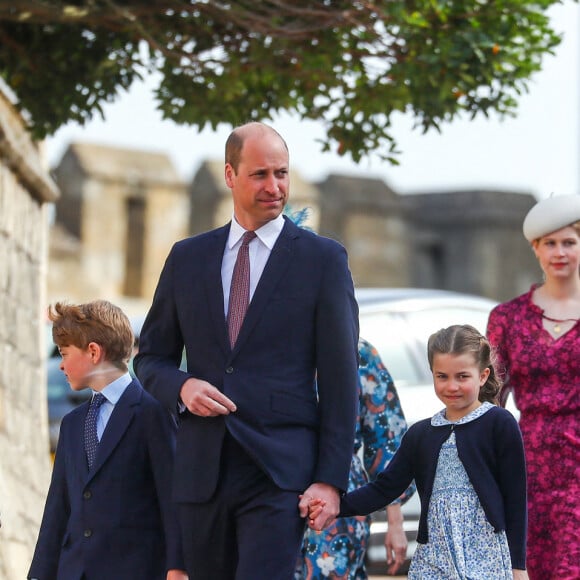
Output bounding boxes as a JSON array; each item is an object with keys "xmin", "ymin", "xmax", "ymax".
[{"xmin": 340, "ymin": 405, "xmax": 527, "ymax": 569}]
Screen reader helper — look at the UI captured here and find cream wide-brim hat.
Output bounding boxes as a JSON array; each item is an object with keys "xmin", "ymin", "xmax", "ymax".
[{"xmin": 522, "ymin": 194, "xmax": 580, "ymax": 242}]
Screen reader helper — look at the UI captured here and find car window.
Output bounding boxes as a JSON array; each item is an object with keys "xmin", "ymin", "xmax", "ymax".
[{"xmin": 359, "ymin": 312, "xmax": 422, "ymax": 387}]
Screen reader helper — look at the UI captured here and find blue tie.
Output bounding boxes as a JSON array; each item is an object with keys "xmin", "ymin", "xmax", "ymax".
[{"xmin": 84, "ymin": 393, "xmax": 106, "ymax": 470}]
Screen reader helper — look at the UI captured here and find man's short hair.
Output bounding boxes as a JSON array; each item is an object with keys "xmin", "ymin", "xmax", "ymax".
[{"xmin": 225, "ymin": 122, "xmax": 288, "ymax": 173}]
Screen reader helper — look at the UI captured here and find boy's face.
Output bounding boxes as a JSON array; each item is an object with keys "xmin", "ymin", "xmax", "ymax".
[{"xmin": 58, "ymin": 345, "xmax": 95, "ymax": 391}]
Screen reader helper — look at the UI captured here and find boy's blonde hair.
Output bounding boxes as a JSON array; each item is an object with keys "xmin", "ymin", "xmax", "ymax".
[{"xmin": 49, "ymin": 300, "xmax": 134, "ymax": 370}]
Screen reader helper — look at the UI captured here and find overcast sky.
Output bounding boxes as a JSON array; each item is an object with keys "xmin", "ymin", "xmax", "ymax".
[{"xmin": 45, "ymin": 1, "xmax": 579, "ymax": 201}]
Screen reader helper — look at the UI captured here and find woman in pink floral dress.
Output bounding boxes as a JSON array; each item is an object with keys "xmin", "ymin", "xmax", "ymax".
[{"xmin": 487, "ymin": 194, "xmax": 580, "ymax": 580}]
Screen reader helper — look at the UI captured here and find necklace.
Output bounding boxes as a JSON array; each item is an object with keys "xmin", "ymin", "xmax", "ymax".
[{"xmin": 541, "ymin": 313, "xmax": 579, "ymax": 334}]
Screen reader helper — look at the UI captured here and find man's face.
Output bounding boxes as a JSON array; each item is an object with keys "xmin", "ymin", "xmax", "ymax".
[{"xmin": 225, "ymin": 131, "xmax": 289, "ymax": 231}]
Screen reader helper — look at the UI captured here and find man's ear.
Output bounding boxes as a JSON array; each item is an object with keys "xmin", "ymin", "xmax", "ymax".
[{"xmin": 225, "ymin": 163, "xmax": 235, "ymax": 188}]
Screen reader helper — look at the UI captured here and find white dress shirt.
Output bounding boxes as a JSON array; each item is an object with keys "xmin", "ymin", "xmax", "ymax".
[
  {"xmin": 91, "ymin": 372, "xmax": 132, "ymax": 440},
  {"xmin": 221, "ymin": 214, "xmax": 285, "ymax": 317}
]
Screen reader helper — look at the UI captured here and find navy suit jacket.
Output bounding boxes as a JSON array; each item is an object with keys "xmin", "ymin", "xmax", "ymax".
[
  {"xmin": 134, "ymin": 217, "xmax": 360, "ymax": 502},
  {"xmin": 28, "ymin": 380, "xmax": 183, "ymax": 580}
]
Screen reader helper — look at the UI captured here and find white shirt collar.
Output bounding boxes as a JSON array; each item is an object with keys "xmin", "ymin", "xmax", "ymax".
[
  {"xmin": 94, "ymin": 372, "xmax": 132, "ymax": 405},
  {"xmin": 228, "ymin": 214, "xmax": 285, "ymax": 251}
]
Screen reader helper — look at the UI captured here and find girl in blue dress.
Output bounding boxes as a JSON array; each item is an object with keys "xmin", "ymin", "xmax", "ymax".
[
  {"xmin": 295, "ymin": 338, "xmax": 415, "ymax": 579},
  {"xmin": 306, "ymin": 325, "xmax": 529, "ymax": 580}
]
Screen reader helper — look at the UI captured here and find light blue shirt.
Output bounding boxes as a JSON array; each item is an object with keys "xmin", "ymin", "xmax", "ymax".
[
  {"xmin": 90, "ymin": 373, "xmax": 132, "ymax": 440},
  {"xmin": 221, "ymin": 214, "xmax": 284, "ymax": 317}
]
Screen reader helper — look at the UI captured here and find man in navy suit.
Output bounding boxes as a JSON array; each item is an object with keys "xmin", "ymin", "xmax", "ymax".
[
  {"xmin": 134, "ymin": 122, "xmax": 359, "ymax": 579},
  {"xmin": 28, "ymin": 300, "xmax": 185, "ymax": 580}
]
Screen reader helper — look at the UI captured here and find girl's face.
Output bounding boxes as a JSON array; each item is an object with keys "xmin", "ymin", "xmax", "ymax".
[
  {"xmin": 532, "ymin": 225, "xmax": 580, "ymax": 281},
  {"xmin": 432, "ymin": 352, "xmax": 490, "ymax": 422},
  {"xmin": 58, "ymin": 344, "xmax": 95, "ymax": 391}
]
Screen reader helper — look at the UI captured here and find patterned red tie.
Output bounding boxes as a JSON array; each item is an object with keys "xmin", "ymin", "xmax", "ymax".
[{"xmin": 227, "ymin": 231, "xmax": 256, "ymax": 347}]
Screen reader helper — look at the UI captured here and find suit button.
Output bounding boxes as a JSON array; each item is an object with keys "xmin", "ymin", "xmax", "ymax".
[
  {"xmin": 226, "ymin": 367, "xmax": 234, "ymax": 374},
  {"xmin": 84, "ymin": 529, "xmax": 92, "ymax": 538},
  {"xmin": 83, "ymin": 490, "xmax": 92, "ymax": 499}
]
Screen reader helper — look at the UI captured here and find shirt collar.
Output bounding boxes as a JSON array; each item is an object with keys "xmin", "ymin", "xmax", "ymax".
[
  {"xmin": 228, "ymin": 214, "xmax": 285, "ymax": 251},
  {"xmin": 431, "ymin": 401, "xmax": 494, "ymax": 427},
  {"xmin": 94, "ymin": 372, "xmax": 132, "ymax": 405}
]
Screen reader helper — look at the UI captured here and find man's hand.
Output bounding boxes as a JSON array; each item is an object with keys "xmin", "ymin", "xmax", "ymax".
[
  {"xmin": 298, "ymin": 482, "xmax": 340, "ymax": 531},
  {"xmin": 180, "ymin": 378, "xmax": 236, "ymax": 417}
]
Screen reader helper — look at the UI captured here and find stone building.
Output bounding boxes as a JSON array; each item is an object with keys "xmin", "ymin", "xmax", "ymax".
[
  {"xmin": 49, "ymin": 145, "xmax": 541, "ymax": 314},
  {"xmin": 403, "ymin": 190, "xmax": 540, "ymax": 302},
  {"xmin": 50, "ymin": 143, "xmax": 189, "ymax": 314},
  {"xmin": 188, "ymin": 163, "xmax": 539, "ymax": 301},
  {"xmin": 0, "ymin": 86, "xmax": 57, "ymax": 579}
]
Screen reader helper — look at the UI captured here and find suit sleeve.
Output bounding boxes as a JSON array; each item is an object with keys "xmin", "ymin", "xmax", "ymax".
[
  {"xmin": 134, "ymin": 245, "xmax": 191, "ymax": 412},
  {"xmin": 340, "ymin": 425, "xmax": 416, "ymax": 517},
  {"xmin": 313, "ymin": 243, "xmax": 359, "ymax": 492},
  {"xmin": 145, "ymin": 400, "xmax": 185, "ymax": 571},
  {"xmin": 28, "ymin": 419, "xmax": 72, "ymax": 579}
]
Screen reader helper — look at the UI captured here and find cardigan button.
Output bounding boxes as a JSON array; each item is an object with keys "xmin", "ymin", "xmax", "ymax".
[{"xmin": 225, "ymin": 367, "xmax": 234, "ymax": 374}]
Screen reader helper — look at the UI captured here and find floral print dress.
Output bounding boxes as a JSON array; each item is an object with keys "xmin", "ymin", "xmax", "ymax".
[
  {"xmin": 487, "ymin": 285, "xmax": 580, "ymax": 580},
  {"xmin": 295, "ymin": 339, "xmax": 415, "ymax": 580},
  {"xmin": 409, "ymin": 403, "xmax": 512, "ymax": 579}
]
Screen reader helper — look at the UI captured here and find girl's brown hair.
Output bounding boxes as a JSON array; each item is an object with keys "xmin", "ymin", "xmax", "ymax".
[{"xmin": 427, "ymin": 324, "xmax": 502, "ymax": 404}]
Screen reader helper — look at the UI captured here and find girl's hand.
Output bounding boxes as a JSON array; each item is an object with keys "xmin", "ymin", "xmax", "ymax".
[
  {"xmin": 513, "ymin": 569, "xmax": 529, "ymax": 580},
  {"xmin": 298, "ymin": 494, "xmax": 326, "ymax": 527},
  {"xmin": 167, "ymin": 570, "xmax": 188, "ymax": 580},
  {"xmin": 308, "ymin": 499, "xmax": 325, "ymax": 520}
]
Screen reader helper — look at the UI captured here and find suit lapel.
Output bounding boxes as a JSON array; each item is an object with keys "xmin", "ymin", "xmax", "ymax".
[
  {"xmin": 71, "ymin": 402, "xmax": 90, "ymax": 475},
  {"xmin": 203, "ymin": 224, "xmax": 231, "ymax": 357},
  {"xmin": 231, "ymin": 218, "xmax": 298, "ymax": 354},
  {"xmin": 88, "ymin": 381, "xmax": 141, "ymax": 479}
]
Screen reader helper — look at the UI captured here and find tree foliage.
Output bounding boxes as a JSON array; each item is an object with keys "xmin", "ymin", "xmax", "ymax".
[{"xmin": 0, "ymin": 1, "xmax": 564, "ymax": 162}]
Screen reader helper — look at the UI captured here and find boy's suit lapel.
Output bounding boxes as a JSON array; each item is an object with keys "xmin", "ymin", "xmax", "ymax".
[
  {"xmin": 87, "ymin": 382, "xmax": 140, "ymax": 479},
  {"xmin": 70, "ymin": 402, "xmax": 90, "ymax": 475}
]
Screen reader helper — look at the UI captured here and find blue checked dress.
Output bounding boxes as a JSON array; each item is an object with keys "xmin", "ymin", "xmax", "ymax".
[{"xmin": 408, "ymin": 403, "xmax": 512, "ymax": 579}]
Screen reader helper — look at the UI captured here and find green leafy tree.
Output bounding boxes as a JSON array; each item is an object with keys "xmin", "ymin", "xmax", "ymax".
[{"xmin": 0, "ymin": 1, "xmax": 564, "ymax": 162}]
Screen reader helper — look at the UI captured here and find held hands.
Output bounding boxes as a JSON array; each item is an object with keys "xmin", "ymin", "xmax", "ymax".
[
  {"xmin": 300, "ymin": 496, "xmax": 326, "ymax": 528},
  {"xmin": 298, "ymin": 483, "xmax": 340, "ymax": 531},
  {"xmin": 180, "ymin": 377, "xmax": 236, "ymax": 417}
]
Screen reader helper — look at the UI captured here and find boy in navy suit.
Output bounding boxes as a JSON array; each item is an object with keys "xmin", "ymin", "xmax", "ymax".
[{"xmin": 29, "ymin": 300, "xmax": 186, "ymax": 580}]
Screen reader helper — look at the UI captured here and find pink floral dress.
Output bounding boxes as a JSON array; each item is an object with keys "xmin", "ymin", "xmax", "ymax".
[{"xmin": 487, "ymin": 286, "xmax": 580, "ymax": 580}]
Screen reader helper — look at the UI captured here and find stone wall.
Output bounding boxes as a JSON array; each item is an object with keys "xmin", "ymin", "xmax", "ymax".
[{"xmin": 0, "ymin": 87, "xmax": 58, "ymax": 580}]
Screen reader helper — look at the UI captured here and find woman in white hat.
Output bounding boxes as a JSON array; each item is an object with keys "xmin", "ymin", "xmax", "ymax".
[{"xmin": 487, "ymin": 194, "xmax": 580, "ymax": 580}]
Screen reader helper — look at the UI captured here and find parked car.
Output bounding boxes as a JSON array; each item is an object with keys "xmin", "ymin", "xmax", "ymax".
[{"xmin": 355, "ymin": 287, "xmax": 511, "ymax": 575}]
